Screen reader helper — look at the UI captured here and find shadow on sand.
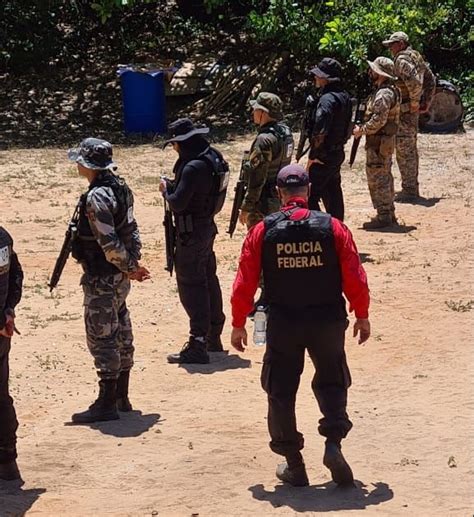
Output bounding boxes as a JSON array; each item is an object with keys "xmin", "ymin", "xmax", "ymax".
[
  {"xmin": 179, "ymin": 352, "xmax": 251, "ymax": 374},
  {"xmin": 65, "ymin": 410, "xmax": 162, "ymax": 438},
  {"xmin": 249, "ymin": 480, "xmax": 393, "ymax": 512},
  {"xmin": 396, "ymin": 196, "xmax": 442, "ymax": 207},
  {"xmin": 0, "ymin": 484, "xmax": 46, "ymax": 515}
]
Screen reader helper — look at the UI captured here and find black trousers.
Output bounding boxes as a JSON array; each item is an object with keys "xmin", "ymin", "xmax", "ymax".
[
  {"xmin": 0, "ymin": 337, "xmax": 18, "ymax": 464},
  {"xmin": 308, "ymin": 149, "xmax": 345, "ymax": 221},
  {"xmin": 261, "ymin": 307, "xmax": 352, "ymax": 457},
  {"xmin": 175, "ymin": 223, "xmax": 225, "ymax": 339}
]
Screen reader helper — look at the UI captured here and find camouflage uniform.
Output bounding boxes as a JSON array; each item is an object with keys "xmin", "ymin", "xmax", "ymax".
[
  {"xmin": 77, "ymin": 177, "xmax": 141, "ymax": 381},
  {"xmin": 68, "ymin": 138, "xmax": 143, "ymax": 423},
  {"xmin": 384, "ymin": 33, "xmax": 436, "ymax": 197},
  {"xmin": 361, "ymin": 58, "xmax": 401, "ymax": 223},
  {"xmin": 243, "ymin": 93, "xmax": 294, "ymax": 229}
]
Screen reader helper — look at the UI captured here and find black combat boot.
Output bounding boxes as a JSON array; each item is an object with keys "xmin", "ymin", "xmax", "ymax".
[
  {"xmin": 167, "ymin": 337, "xmax": 210, "ymax": 364},
  {"xmin": 206, "ymin": 334, "xmax": 226, "ymax": 353},
  {"xmin": 71, "ymin": 379, "xmax": 119, "ymax": 424},
  {"xmin": 116, "ymin": 370, "xmax": 133, "ymax": 412},
  {"xmin": 323, "ymin": 441, "xmax": 354, "ymax": 486},
  {"xmin": 276, "ymin": 451, "xmax": 309, "ymax": 487},
  {"xmin": 0, "ymin": 460, "xmax": 22, "ymax": 481}
]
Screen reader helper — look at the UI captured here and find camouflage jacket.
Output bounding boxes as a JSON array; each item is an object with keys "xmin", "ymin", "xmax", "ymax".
[
  {"xmin": 363, "ymin": 82, "xmax": 400, "ymax": 136},
  {"xmin": 394, "ymin": 46, "xmax": 435, "ymax": 108},
  {"xmin": 83, "ymin": 180, "xmax": 141, "ymax": 273},
  {"xmin": 241, "ymin": 122, "xmax": 293, "ymax": 212}
]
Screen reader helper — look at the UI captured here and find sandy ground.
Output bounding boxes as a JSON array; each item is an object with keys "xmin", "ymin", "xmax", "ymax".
[{"xmin": 0, "ymin": 129, "xmax": 473, "ymax": 517}]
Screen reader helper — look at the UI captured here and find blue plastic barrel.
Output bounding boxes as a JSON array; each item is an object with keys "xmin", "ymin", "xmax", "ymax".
[{"xmin": 118, "ymin": 69, "xmax": 166, "ymax": 134}]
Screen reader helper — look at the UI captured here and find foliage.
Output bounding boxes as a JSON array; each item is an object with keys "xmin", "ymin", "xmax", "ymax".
[{"xmin": 90, "ymin": 0, "xmax": 155, "ymax": 23}]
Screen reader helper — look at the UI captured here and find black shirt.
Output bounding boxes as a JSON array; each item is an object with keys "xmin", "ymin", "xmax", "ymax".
[
  {"xmin": 165, "ymin": 136, "xmax": 215, "ymax": 218},
  {"xmin": 310, "ymin": 82, "xmax": 352, "ymax": 159}
]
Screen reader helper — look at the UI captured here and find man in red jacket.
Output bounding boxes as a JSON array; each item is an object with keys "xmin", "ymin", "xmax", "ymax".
[{"xmin": 231, "ymin": 164, "xmax": 370, "ymax": 487}]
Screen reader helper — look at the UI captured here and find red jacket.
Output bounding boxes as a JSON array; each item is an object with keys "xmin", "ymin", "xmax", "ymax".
[{"xmin": 231, "ymin": 197, "xmax": 370, "ymax": 328}]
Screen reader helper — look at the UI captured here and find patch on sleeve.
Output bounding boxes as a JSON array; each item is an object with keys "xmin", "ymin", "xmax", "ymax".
[
  {"xmin": 0, "ymin": 245, "xmax": 10, "ymax": 269},
  {"xmin": 127, "ymin": 206, "xmax": 134, "ymax": 223},
  {"xmin": 87, "ymin": 209, "xmax": 97, "ymax": 222}
]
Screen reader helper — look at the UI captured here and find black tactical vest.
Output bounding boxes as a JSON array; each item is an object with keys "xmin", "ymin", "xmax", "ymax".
[
  {"xmin": 186, "ymin": 147, "xmax": 230, "ymax": 217},
  {"xmin": 0, "ymin": 227, "xmax": 13, "ymax": 314},
  {"xmin": 317, "ymin": 89, "xmax": 353, "ymax": 149},
  {"xmin": 72, "ymin": 172, "xmax": 137, "ymax": 276},
  {"xmin": 262, "ymin": 210, "xmax": 346, "ymax": 316}
]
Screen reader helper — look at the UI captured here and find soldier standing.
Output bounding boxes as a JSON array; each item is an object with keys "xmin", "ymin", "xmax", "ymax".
[
  {"xmin": 0, "ymin": 226, "xmax": 23, "ymax": 481},
  {"xmin": 353, "ymin": 57, "xmax": 401, "ymax": 229},
  {"xmin": 160, "ymin": 119, "xmax": 227, "ymax": 364},
  {"xmin": 68, "ymin": 138, "xmax": 150, "ymax": 424},
  {"xmin": 307, "ymin": 58, "xmax": 353, "ymax": 221},
  {"xmin": 231, "ymin": 164, "xmax": 370, "ymax": 487},
  {"xmin": 382, "ymin": 31, "xmax": 436, "ymax": 201},
  {"xmin": 239, "ymin": 92, "xmax": 294, "ymax": 230}
]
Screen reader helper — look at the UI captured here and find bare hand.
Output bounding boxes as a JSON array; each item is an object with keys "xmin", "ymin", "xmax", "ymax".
[
  {"xmin": 353, "ymin": 318, "xmax": 370, "ymax": 344},
  {"xmin": 159, "ymin": 179, "xmax": 167, "ymax": 194},
  {"xmin": 0, "ymin": 314, "xmax": 15, "ymax": 338},
  {"xmin": 410, "ymin": 103, "xmax": 420, "ymax": 114},
  {"xmin": 352, "ymin": 125, "xmax": 363, "ymax": 139},
  {"xmin": 128, "ymin": 266, "xmax": 151, "ymax": 282},
  {"xmin": 231, "ymin": 327, "xmax": 248, "ymax": 352},
  {"xmin": 239, "ymin": 210, "xmax": 249, "ymax": 226}
]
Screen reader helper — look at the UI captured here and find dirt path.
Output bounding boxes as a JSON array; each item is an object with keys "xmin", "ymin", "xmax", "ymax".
[{"xmin": 0, "ymin": 130, "xmax": 473, "ymax": 516}]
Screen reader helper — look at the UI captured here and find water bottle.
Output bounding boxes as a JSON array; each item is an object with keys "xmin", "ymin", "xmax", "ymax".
[{"xmin": 253, "ymin": 306, "xmax": 267, "ymax": 346}]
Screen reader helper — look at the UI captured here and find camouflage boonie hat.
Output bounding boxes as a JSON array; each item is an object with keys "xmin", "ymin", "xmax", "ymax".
[
  {"xmin": 368, "ymin": 57, "xmax": 396, "ymax": 80},
  {"xmin": 68, "ymin": 138, "xmax": 116, "ymax": 170},
  {"xmin": 249, "ymin": 92, "xmax": 283, "ymax": 120},
  {"xmin": 382, "ymin": 31, "xmax": 409, "ymax": 46}
]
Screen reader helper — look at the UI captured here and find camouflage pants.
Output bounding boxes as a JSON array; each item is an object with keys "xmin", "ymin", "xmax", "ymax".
[
  {"xmin": 366, "ymin": 135, "xmax": 396, "ymax": 217},
  {"xmin": 246, "ymin": 197, "xmax": 281, "ymax": 230},
  {"xmin": 396, "ymin": 109, "xmax": 419, "ymax": 195},
  {"xmin": 82, "ymin": 272, "xmax": 134, "ymax": 381}
]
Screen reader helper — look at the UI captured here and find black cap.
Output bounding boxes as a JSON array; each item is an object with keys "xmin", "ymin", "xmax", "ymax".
[
  {"xmin": 310, "ymin": 58, "xmax": 342, "ymax": 81},
  {"xmin": 277, "ymin": 164, "xmax": 309, "ymax": 188},
  {"xmin": 163, "ymin": 118, "xmax": 209, "ymax": 147}
]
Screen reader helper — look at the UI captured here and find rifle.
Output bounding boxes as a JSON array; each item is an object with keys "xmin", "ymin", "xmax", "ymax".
[
  {"xmin": 48, "ymin": 201, "xmax": 81, "ymax": 291},
  {"xmin": 227, "ymin": 152, "xmax": 248, "ymax": 238},
  {"xmin": 163, "ymin": 197, "xmax": 176, "ymax": 276},
  {"xmin": 349, "ymin": 79, "xmax": 368, "ymax": 168},
  {"xmin": 295, "ymin": 94, "xmax": 318, "ymax": 162}
]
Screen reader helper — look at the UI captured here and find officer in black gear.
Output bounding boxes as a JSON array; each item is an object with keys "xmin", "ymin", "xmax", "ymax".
[
  {"xmin": 160, "ymin": 118, "xmax": 227, "ymax": 364},
  {"xmin": 231, "ymin": 164, "xmax": 371, "ymax": 487},
  {"xmin": 67, "ymin": 138, "xmax": 149, "ymax": 424},
  {"xmin": 307, "ymin": 58, "xmax": 353, "ymax": 221},
  {"xmin": 0, "ymin": 226, "xmax": 23, "ymax": 481}
]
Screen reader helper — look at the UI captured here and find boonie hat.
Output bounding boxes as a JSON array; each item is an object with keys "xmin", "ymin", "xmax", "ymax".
[
  {"xmin": 310, "ymin": 58, "xmax": 342, "ymax": 81},
  {"xmin": 68, "ymin": 138, "xmax": 116, "ymax": 170},
  {"xmin": 277, "ymin": 164, "xmax": 309, "ymax": 188},
  {"xmin": 163, "ymin": 118, "xmax": 209, "ymax": 147},
  {"xmin": 249, "ymin": 92, "xmax": 283, "ymax": 120},
  {"xmin": 382, "ymin": 31, "xmax": 409, "ymax": 46},
  {"xmin": 368, "ymin": 57, "xmax": 396, "ymax": 80}
]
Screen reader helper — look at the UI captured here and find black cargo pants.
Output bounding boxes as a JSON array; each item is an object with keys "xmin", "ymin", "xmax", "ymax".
[
  {"xmin": 175, "ymin": 222, "xmax": 225, "ymax": 340},
  {"xmin": 0, "ymin": 337, "xmax": 18, "ymax": 464},
  {"xmin": 308, "ymin": 148, "xmax": 345, "ymax": 221},
  {"xmin": 261, "ymin": 307, "xmax": 352, "ymax": 457}
]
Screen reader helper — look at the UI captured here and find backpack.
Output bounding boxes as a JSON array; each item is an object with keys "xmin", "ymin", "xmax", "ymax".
[{"xmin": 200, "ymin": 147, "xmax": 230, "ymax": 216}]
